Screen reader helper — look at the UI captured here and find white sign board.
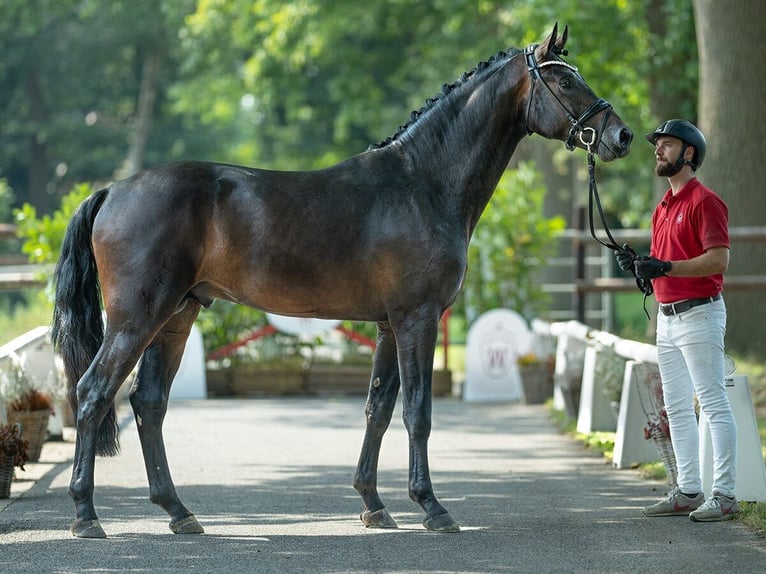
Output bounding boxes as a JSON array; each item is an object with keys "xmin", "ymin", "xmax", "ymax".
[{"xmin": 463, "ymin": 308, "xmax": 532, "ymax": 402}]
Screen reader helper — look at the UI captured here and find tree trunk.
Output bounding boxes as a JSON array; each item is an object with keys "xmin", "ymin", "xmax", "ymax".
[
  {"xmin": 24, "ymin": 65, "xmax": 53, "ymax": 213},
  {"xmin": 115, "ymin": 49, "xmax": 161, "ymax": 180},
  {"xmin": 643, "ymin": 0, "xmax": 699, "ymax": 338},
  {"xmin": 693, "ymin": 0, "xmax": 766, "ymax": 355}
]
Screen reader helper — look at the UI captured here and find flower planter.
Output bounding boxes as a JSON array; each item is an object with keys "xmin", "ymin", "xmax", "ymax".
[
  {"xmin": 6, "ymin": 409, "xmax": 51, "ymax": 462},
  {"xmin": 302, "ymin": 366, "xmax": 453, "ymax": 396},
  {"xmin": 518, "ymin": 363, "xmax": 554, "ymax": 404},
  {"xmin": 306, "ymin": 365, "xmax": 371, "ymax": 394},
  {"xmin": 232, "ymin": 368, "xmax": 307, "ymax": 396},
  {"xmin": 0, "ymin": 452, "xmax": 15, "ymax": 499},
  {"xmin": 207, "ymin": 366, "xmax": 454, "ymax": 397},
  {"xmin": 431, "ymin": 370, "xmax": 453, "ymax": 397}
]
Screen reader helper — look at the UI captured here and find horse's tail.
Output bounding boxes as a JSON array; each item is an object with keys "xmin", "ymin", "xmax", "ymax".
[{"xmin": 51, "ymin": 187, "xmax": 120, "ymax": 457}]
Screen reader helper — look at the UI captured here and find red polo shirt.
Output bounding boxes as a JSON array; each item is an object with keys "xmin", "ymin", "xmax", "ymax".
[{"xmin": 650, "ymin": 177, "xmax": 729, "ymax": 303}]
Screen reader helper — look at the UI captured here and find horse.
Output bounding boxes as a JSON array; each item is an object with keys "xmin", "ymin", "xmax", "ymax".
[{"xmin": 52, "ymin": 23, "xmax": 632, "ymax": 539}]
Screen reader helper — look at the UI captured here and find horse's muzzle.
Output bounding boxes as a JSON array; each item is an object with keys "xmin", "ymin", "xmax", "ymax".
[{"xmin": 600, "ymin": 125, "xmax": 633, "ymax": 161}]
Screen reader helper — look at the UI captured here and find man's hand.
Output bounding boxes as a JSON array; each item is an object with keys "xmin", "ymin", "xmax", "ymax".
[
  {"xmin": 615, "ymin": 244, "xmax": 637, "ymax": 272},
  {"xmin": 635, "ymin": 256, "xmax": 672, "ymax": 280}
]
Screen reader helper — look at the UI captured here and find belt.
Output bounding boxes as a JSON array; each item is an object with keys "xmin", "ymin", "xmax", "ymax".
[{"xmin": 659, "ymin": 295, "xmax": 721, "ymax": 316}]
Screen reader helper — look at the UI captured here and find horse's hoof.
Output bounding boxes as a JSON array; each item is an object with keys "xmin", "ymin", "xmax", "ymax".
[
  {"xmin": 423, "ymin": 512, "xmax": 460, "ymax": 533},
  {"xmin": 170, "ymin": 514, "xmax": 205, "ymax": 534},
  {"xmin": 360, "ymin": 508, "xmax": 398, "ymax": 529},
  {"xmin": 71, "ymin": 519, "xmax": 107, "ymax": 539}
]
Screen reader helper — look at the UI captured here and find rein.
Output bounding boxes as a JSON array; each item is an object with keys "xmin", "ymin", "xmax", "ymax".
[
  {"xmin": 584, "ymin": 128, "xmax": 654, "ymax": 318},
  {"xmin": 523, "ymin": 44, "xmax": 653, "ymax": 317}
]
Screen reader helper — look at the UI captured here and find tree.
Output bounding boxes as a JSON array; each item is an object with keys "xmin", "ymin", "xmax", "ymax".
[
  {"xmin": 0, "ymin": 0, "xmax": 196, "ymax": 212},
  {"xmin": 693, "ymin": 0, "xmax": 766, "ymax": 355},
  {"xmin": 461, "ymin": 163, "xmax": 566, "ymax": 323}
]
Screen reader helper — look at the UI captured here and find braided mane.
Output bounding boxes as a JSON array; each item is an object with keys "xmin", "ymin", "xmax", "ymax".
[{"xmin": 368, "ymin": 47, "xmax": 523, "ymax": 150}]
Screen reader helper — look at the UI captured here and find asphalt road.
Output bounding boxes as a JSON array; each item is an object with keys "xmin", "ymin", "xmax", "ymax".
[{"xmin": 1, "ymin": 396, "xmax": 764, "ymax": 573}]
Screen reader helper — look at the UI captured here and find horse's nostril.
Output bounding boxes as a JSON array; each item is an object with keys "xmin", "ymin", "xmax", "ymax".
[{"xmin": 620, "ymin": 128, "xmax": 634, "ymax": 147}]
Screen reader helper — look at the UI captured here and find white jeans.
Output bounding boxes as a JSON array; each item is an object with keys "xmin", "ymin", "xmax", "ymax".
[{"xmin": 656, "ymin": 297, "xmax": 736, "ymax": 497}]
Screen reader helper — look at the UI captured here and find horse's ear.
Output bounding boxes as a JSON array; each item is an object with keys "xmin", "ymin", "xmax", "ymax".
[
  {"xmin": 535, "ymin": 22, "xmax": 559, "ymax": 61},
  {"xmin": 558, "ymin": 25, "xmax": 568, "ymax": 52}
]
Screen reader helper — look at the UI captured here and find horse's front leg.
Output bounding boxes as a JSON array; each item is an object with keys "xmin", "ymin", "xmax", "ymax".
[
  {"xmin": 395, "ymin": 308, "xmax": 460, "ymax": 532},
  {"xmin": 354, "ymin": 322, "xmax": 400, "ymax": 528},
  {"xmin": 129, "ymin": 304, "xmax": 204, "ymax": 534}
]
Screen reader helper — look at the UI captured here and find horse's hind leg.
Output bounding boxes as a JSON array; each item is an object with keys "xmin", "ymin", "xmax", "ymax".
[
  {"xmin": 129, "ymin": 301, "xmax": 204, "ymax": 534},
  {"xmin": 354, "ymin": 322, "xmax": 400, "ymax": 528},
  {"xmin": 69, "ymin": 325, "xmax": 160, "ymax": 538}
]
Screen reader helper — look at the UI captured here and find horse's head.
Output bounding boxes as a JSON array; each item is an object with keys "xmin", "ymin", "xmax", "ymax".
[{"xmin": 524, "ymin": 23, "xmax": 633, "ymax": 161}]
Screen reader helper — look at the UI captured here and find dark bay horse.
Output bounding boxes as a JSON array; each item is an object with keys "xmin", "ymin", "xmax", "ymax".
[{"xmin": 52, "ymin": 24, "xmax": 632, "ymax": 538}]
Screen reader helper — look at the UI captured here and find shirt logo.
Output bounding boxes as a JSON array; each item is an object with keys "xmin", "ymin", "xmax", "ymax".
[{"xmin": 676, "ymin": 213, "xmax": 684, "ymax": 225}]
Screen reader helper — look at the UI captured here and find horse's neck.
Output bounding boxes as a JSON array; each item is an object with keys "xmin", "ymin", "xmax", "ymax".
[{"xmin": 400, "ymin": 62, "xmax": 528, "ymax": 235}]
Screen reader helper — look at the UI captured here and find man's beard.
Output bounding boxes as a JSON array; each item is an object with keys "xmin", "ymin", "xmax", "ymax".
[{"xmin": 656, "ymin": 158, "xmax": 682, "ymax": 177}]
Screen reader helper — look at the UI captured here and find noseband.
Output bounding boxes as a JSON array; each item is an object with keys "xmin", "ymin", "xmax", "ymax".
[{"xmin": 523, "ymin": 44, "xmax": 612, "ymax": 152}]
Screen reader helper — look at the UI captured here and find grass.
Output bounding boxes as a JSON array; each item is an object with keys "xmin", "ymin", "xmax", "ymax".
[{"xmin": 0, "ymin": 292, "xmax": 52, "ymax": 345}]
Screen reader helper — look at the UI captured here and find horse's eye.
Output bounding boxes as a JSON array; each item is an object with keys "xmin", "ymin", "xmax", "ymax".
[{"xmin": 560, "ymin": 78, "xmax": 572, "ymax": 89}]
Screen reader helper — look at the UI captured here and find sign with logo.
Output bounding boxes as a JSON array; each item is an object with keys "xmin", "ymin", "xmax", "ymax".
[{"xmin": 463, "ymin": 308, "xmax": 532, "ymax": 402}]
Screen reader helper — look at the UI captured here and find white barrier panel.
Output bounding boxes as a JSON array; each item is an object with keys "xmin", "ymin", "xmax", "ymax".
[
  {"xmin": 0, "ymin": 327, "xmax": 65, "ymax": 435},
  {"xmin": 169, "ymin": 324, "xmax": 207, "ymax": 400},
  {"xmin": 2, "ymin": 325, "xmax": 207, "ymax": 413},
  {"xmin": 550, "ymin": 323, "xmax": 590, "ymax": 417},
  {"xmin": 576, "ymin": 344, "xmax": 618, "ymax": 433},
  {"xmin": 699, "ymin": 375, "xmax": 766, "ymax": 502},
  {"xmin": 576, "ymin": 330, "xmax": 626, "ymax": 434},
  {"xmin": 613, "ymin": 361, "xmax": 664, "ymax": 468}
]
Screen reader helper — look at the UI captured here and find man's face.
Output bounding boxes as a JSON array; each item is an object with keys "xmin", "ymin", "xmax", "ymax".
[{"xmin": 654, "ymin": 135, "xmax": 685, "ymax": 177}]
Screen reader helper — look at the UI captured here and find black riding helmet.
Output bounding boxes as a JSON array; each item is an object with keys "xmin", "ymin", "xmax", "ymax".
[{"xmin": 646, "ymin": 119, "xmax": 707, "ymax": 171}]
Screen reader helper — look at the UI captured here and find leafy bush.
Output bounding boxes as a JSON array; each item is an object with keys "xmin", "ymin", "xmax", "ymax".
[
  {"xmin": 14, "ymin": 183, "xmax": 95, "ymax": 265},
  {"xmin": 459, "ymin": 161, "xmax": 566, "ymax": 323}
]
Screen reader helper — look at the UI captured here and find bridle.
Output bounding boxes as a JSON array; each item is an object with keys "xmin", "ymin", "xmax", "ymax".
[
  {"xmin": 523, "ymin": 44, "xmax": 612, "ymax": 153},
  {"xmin": 523, "ymin": 44, "xmax": 654, "ymax": 315}
]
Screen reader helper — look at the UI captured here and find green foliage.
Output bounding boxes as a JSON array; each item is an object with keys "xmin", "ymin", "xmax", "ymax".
[
  {"xmin": 460, "ymin": 161, "xmax": 566, "ymax": 322},
  {"xmin": 194, "ymin": 300, "xmax": 268, "ymax": 360},
  {"xmin": 737, "ymin": 502, "xmax": 766, "ymax": 537},
  {"xmin": 14, "ymin": 183, "xmax": 95, "ymax": 265},
  {"xmin": 1, "ymin": 0, "xmax": 697, "ymax": 227},
  {"xmin": 0, "ymin": 179, "xmax": 13, "ymax": 222}
]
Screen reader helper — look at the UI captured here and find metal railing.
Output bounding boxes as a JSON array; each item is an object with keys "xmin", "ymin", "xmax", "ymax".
[
  {"xmin": 543, "ymin": 211, "xmax": 766, "ymax": 328},
  {"xmin": 0, "ymin": 224, "xmax": 46, "ymax": 290}
]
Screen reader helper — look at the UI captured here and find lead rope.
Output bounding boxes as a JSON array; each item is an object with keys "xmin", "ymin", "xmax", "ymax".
[{"xmin": 583, "ymin": 130, "xmax": 653, "ymax": 319}]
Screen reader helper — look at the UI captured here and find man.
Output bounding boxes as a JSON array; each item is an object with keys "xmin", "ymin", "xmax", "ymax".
[{"xmin": 616, "ymin": 119, "xmax": 738, "ymax": 522}]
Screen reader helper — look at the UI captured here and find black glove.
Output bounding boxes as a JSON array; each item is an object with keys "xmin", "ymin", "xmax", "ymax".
[
  {"xmin": 615, "ymin": 244, "xmax": 637, "ymax": 272},
  {"xmin": 635, "ymin": 256, "xmax": 672, "ymax": 280}
]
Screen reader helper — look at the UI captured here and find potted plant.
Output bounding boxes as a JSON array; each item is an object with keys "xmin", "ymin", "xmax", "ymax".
[
  {"xmin": 0, "ymin": 423, "xmax": 29, "ymax": 498},
  {"xmin": 1, "ymin": 353, "xmax": 53, "ymax": 462},
  {"xmin": 516, "ymin": 352, "xmax": 554, "ymax": 405}
]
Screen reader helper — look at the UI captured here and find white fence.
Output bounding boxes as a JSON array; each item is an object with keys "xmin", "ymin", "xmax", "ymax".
[{"xmin": 533, "ymin": 318, "xmax": 766, "ymax": 501}]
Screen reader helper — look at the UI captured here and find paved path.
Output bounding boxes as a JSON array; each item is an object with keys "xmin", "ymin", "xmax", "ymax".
[{"xmin": 1, "ymin": 397, "xmax": 764, "ymax": 573}]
